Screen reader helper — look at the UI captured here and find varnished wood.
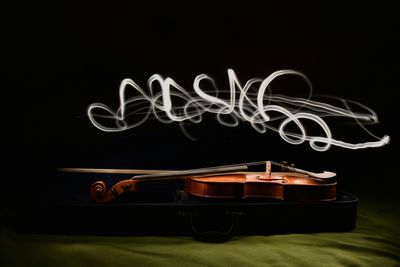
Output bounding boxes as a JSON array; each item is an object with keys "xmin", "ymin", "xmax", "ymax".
[{"xmin": 187, "ymin": 172, "xmax": 336, "ymax": 201}]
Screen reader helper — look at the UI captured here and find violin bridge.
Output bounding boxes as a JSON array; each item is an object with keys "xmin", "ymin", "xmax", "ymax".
[{"xmin": 265, "ymin": 161, "xmax": 272, "ymax": 178}]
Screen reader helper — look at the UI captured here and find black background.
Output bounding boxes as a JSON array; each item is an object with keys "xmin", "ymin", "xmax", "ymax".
[{"xmin": 3, "ymin": 1, "xmax": 399, "ymax": 204}]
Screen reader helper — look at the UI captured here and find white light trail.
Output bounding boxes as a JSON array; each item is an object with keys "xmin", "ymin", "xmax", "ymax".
[{"xmin": 87, "ymin": 69, "xmax": 390, "ymax": 151}]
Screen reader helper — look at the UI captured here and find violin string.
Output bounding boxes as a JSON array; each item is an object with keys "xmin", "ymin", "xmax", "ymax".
[
  {"xmin": 199, "ymin": 161, "xmax": 290, "ymax": 171},
  {"xmin": 132, "ymin": 165, "xmax": 248, "ymax": 180},
  {"xmin": 131, "ymin": 160, "xmax": 294, "ymax": 180}
]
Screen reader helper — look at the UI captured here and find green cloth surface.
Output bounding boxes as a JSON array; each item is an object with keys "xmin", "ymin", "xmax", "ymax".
[{"xmin": 1, "ymin": 195, "xmax": 399, "ymax": 267}]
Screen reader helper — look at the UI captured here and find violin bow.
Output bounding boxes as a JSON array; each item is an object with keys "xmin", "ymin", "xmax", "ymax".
[
  {"xmin": 58, "ymin": 168, "xmax": 181, "ymax": 175},
  {"xmin": 59, "ymin": 160, "xmax": 335, "ymax": 179}
]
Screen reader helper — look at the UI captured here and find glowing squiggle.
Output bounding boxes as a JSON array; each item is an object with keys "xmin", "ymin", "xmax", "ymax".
[{"xmin": 87, "ymin": 69, "xmax": 390, "ymax": 151}]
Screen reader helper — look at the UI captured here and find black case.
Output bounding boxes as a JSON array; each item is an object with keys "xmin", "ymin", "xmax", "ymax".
[{"xmin": 9, "ymin": 172, "xmax": 358, "ymax": 243}]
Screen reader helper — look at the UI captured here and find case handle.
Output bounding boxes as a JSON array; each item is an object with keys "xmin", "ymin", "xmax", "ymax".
[{"xmin": 179, "ymin": 211, "xmax": 242, "ymax": 243}]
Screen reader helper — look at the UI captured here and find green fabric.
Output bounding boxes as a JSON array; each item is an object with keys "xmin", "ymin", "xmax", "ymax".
[{"xmin": 1, "ymin": 196, "xmax": 399, "ymax": 267}]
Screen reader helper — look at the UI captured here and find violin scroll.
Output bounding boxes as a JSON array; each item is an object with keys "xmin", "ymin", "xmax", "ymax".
[
  {"xmin": 90, "ymin": 179, "xmax": 137, "ymax": 203},
  {"xmin": 90, "ymin": 181, "xmax": 108, "ymax": 202}
]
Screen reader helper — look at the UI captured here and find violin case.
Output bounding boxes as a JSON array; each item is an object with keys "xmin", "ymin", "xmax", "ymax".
[{"xmin": 8, "ymin": 171, "xmax": 358, "ymax": 243}]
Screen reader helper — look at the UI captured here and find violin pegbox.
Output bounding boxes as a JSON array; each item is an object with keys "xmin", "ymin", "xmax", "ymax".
[{"xmin": 90, "ymin": 179, "xmax": 137, "ymax": 203}]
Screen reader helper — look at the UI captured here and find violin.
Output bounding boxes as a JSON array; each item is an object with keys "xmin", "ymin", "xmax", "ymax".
[{"xmin": 61, "ymin": 161, "xmax": 336, "ymax": 203}]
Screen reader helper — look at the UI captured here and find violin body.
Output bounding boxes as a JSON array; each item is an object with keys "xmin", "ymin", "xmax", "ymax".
[{"xmin": 187, "ymin": 172, "xmax": 336, "ymax": 201}]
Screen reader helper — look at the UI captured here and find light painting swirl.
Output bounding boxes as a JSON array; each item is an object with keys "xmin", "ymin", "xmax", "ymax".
[{"xmin": 87, "ymin": 69, "xmax": 389, "ymax": 151}]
